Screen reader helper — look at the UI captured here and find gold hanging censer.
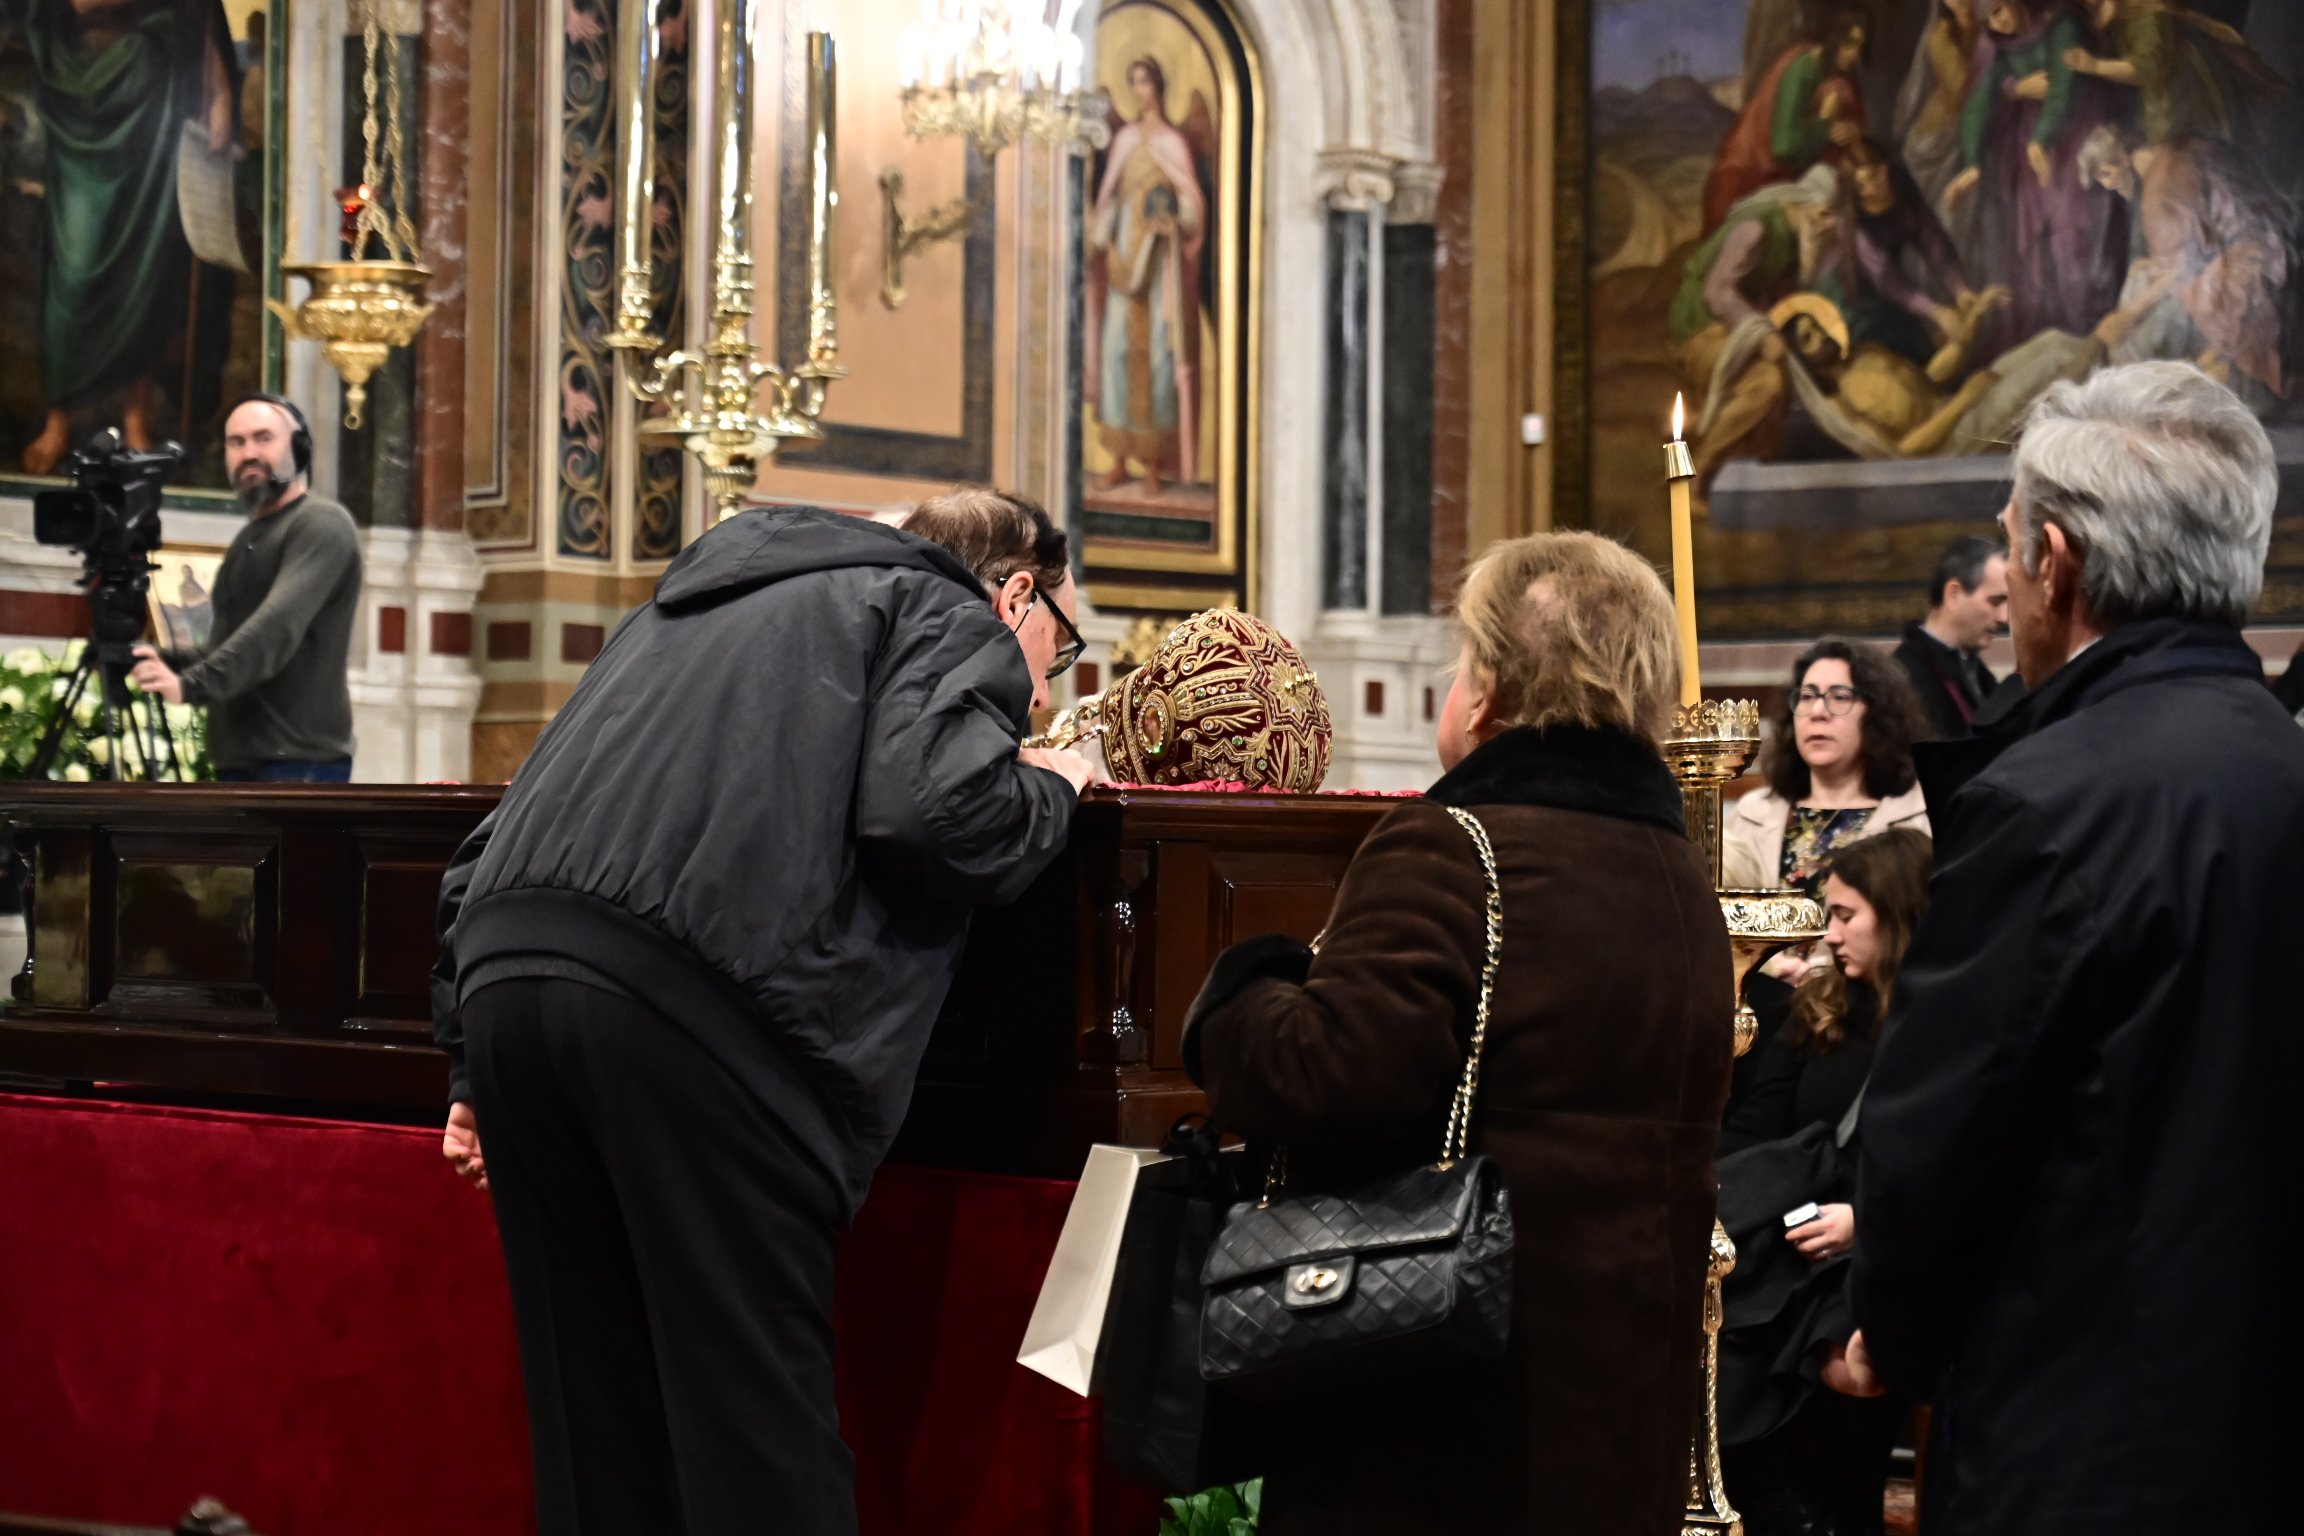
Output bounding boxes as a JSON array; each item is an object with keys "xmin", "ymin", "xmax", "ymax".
[
  {"xmin": 266, "ymin": 0, "xmax": 432, "ymax": 430},
  {"xmin": 606, "ymin": 0, "xmax": 846, "ymax": 520}
]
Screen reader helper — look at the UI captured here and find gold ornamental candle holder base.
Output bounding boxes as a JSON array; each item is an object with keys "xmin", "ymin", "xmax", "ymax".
[
  {"xmin": 1682, "ymin": 1211, "xmax": 1745, "ymax": 1536},
  {"xmin": 1663, "ymin": 697, "xmax": 1827, "ymax": 1536},
  {"xmin": 266, "ymin": 261, "xmax": 434, "ymax": 430},
  {"xmin": 1716, "ymin": 887, "xmax": 1828, "ymax": 1055},
  {"xmin": 1659, "ymin": 699, "xmax": 1760, "ymax": 887}
]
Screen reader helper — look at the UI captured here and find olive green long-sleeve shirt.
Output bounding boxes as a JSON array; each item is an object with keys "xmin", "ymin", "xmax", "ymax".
[{"xmin": 163, "ymin": 494, "xmax": 362, "ymax": 769}]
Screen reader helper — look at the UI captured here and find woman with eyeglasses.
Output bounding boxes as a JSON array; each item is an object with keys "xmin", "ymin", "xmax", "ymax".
[{"xmin": 1723, "ymin": 639, "xmax": 1932, "ymax": 893}]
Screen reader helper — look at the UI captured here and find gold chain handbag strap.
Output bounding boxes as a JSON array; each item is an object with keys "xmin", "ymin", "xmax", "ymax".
[
  {"xmin": 1438, "ymin": 807, "xmax": 1504, "ymax": 1169},
  {"xmin": 1257, "ymin": 806, "xmax": 1504, "ymax": 1204}
]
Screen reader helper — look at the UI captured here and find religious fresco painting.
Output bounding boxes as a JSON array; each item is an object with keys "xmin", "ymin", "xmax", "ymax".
[
  {"xmin": 0, "ymin": 0, "xmax": 283, "ymax": 498},
  {"xmin": 1078, "ymin": 0, "xmax": 1259, "ymax": 615},
  {"xmin": 148, "ymin": 548, "xmax": 224, "ymax": 649},
  {"xmin": 1573, "ymin": 0, "xmax": 2304, "ymax": 637}
]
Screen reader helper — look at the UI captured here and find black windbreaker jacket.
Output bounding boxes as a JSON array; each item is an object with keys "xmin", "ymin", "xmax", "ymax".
[{"xmin": 430, "ymin": 507, "xmax": 1075, "ymax": 1214}]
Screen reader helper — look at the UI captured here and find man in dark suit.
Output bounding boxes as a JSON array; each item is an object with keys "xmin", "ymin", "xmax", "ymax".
[
  {"xmin": 1835, "ymin": 363, "xmax": 2304, "ymax": 1535},
  {"xmin": 1891, "ymin": 534, "xmax": 2007, "ymax": 738}
]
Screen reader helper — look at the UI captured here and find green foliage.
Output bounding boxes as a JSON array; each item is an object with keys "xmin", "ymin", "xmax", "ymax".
[
  {"xmin": 0, "ymin": 644, "xmax": 213, "ymax": 781},
  {"xmin": 1159, "ymin": 1479, "xmax": 1260, "ymax": 1536}
]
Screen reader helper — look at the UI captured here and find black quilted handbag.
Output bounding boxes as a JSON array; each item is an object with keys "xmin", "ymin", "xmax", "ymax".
[{"xmin": 1196, "ymin": 806, "xmax": 1516, "ymax": 1403}]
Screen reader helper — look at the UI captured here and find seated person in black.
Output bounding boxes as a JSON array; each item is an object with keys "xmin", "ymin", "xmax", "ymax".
[{"xmin": 1717, "ymin": 828, "xmax": 1934, "ymax": 1536}]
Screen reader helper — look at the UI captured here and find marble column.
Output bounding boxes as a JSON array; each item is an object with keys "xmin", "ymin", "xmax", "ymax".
[
  {"xmin": 1321, "ymin": 205, "xmax": 1372, "ymax": 611},
  {"xmin": 1300, "ymin": 151, "xmax": 1454, "ymax": 790},
  {"xmin": 1382, "ymin": 161, "xmax": 1444, "ymax": 617},
  {"xmin": 347, "ymin": 0, "xmax": 483, "ymax": 782},
  {"xmin": 1316, "ymin": 149, "xmax": 1394, "ymax": 613},
  {"xmin": 415, "ymin": 0, "xmax": 470, "ymax": 538},
  {"xmin": 1430, "ymin": 0, "xmax": 1474, "ymax": 605}
]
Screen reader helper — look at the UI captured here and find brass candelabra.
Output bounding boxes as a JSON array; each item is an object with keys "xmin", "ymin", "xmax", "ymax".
[
  {"xmin": 606, "ymin": 5, "xmax": 845, "ymax": 518},
  {"xmin": 1663, "ymin": 700, "xmax": 1827, "ymax": 1536}
]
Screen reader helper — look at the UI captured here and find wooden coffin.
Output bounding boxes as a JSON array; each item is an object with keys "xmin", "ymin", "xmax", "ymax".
[{"xmin": 0, "ymin": 784, "xmax": 1397, "ymax": 1175}]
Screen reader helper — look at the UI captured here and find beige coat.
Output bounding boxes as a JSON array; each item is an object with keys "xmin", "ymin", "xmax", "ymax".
[{"xmin": 1722, "ymin": 783, "xmax": 1930, "ymax": 889}]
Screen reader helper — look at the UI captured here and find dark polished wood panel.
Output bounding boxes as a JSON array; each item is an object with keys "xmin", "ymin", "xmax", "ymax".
[{"xmin": 0, "ymin": 783, "xmax": 1402, "ymax": 1174}]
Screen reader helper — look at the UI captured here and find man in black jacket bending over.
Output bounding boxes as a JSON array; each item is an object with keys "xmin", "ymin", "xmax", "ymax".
[
  {"xmin": 430, "ymin": 490, "xmax": 1090, "ymax": 1536},
  {"xmin": 1834, "ymin": 363, "xmax": 2304, "ymax": 1534}
]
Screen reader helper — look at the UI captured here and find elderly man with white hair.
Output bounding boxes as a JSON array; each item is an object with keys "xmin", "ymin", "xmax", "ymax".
[{"xmin": 1833, "ymin": 361, "xmax": 2304, "ymax": 1535}]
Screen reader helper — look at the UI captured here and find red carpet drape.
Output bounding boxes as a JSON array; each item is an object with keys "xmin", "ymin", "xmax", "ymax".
[{"xmin": 0, "ymin": 1092, "xmax": 1157, "ymax": 1535}]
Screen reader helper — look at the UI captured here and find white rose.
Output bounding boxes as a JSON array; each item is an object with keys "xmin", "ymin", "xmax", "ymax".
[
  {"xmin": 88, "ymin": 737, "xmax": 111, "ymax": 765},
  {"xmin": 0, "ymin": 687, "xmax": 22, "ymax": 710},
  {"xmin": 62, "ymin": 764, "xmax": 90, "ymax": 782},
  {"xmin": 51, "ymin": 677, "xmax": 70, "ymax": 699},
  {"xmin": 5, "ymin": 648, "xmax": 44, "ymax": 673}
]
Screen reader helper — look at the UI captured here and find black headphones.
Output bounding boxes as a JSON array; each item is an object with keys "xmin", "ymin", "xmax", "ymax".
[{"xmin": 230, "ymin": 391, "xmax": 313, "ymax": 476}]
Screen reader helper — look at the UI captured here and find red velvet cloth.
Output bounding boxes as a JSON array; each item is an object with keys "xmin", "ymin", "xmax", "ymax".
[{"xmin": 0, "ymin": 1092, "xmax": 1158, "ymax": 1535}]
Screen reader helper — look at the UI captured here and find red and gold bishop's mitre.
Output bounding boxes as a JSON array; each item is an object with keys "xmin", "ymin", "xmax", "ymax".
[{"xmin": 1037, "ymin": 609, "xmax": 1333, "ymax": 792}]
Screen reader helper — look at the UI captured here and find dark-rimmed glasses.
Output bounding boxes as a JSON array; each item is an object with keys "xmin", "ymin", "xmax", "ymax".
[
  {"xmin": 1017, "ymin": 588, "xmax": 1087, "ymax": 681},
  {"xmin": 1794, "ymin": 685, "xmax": 1864, "ymax": 717}
]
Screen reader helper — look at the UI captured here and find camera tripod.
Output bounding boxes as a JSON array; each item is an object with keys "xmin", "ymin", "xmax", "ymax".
[{"xmin": 22, "ymin": 577, "xmax": 187, "ymax": 784}]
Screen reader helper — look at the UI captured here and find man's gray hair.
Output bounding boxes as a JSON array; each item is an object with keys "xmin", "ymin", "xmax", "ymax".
[{"xmin": 2011, "ymin": 361, "xmax": 2277, "ymax": 627}]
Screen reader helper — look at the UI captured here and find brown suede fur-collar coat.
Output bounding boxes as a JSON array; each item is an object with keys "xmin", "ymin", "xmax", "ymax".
[{"xmin": 1185, "ymin": 724, "xmax": 1734, "ymax": 1535}]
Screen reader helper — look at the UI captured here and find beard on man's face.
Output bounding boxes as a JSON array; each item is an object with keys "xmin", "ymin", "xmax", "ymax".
[{"xmin": 234, "ymin": 455, "xmax": 294, "ymax": 510}]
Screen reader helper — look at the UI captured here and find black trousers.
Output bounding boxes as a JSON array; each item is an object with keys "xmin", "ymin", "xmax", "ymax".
[
  {"xmin": 465, "ymin": 977, "xmax": 854, "ymax": 1536},
  {"xmin": 1722, "ymin": 1388, "xmax": 1904, "ymax": 1536}
]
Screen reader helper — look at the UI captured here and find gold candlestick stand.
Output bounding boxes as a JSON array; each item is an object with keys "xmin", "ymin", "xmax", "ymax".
[
  {"xmin": 1662, "ymin": 700, "xmax": 1827, "ymax": 1536},
  {"xmin": 607, "ymin": 18, "xmax": 846, "ymax": 519}
]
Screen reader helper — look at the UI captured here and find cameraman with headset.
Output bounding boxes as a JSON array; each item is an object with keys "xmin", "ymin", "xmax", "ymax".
[{"xmin": 129, "ymin": 395, "xmax": 364, "ymax": 782}]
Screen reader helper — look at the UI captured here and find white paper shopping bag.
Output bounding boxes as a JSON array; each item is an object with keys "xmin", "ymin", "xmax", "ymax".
[{"xmin": 1016, "ymin": 1143, "xmax": 1170, "ymax": 1395}]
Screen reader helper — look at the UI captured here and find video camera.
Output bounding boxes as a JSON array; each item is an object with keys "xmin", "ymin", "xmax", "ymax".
[
  {"xmin": 33, "ymin": 430, "xmax": 180, "ymax": 570},
  {"xmin": 31, "ymin": 431, "xmax": 184, "ymax": 665}
]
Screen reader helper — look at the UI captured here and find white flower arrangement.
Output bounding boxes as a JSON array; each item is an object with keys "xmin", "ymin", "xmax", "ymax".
[{"xmin": 0, "ymin": 644, "xmax": 212, "ymax": 781}]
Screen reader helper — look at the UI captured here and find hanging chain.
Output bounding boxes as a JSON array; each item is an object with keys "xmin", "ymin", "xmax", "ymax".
[
  {"xmin": 1438, "ymin": 807, "xmax": 1504, "ymax": 1169},
  {"xmin": 1255, "ymin": 807, "xmax": 1504, "ymax": 1207},
  {"xmin": 382, "ymin": 0, "xmax": 420, "ymax": 262},
  {"xmin": 350, "ymin": 0, "xmax": 419, "ymax": 262},
  {"xmin": 356, "ymin": 0, "xmax": 388, "ymax": 255}
]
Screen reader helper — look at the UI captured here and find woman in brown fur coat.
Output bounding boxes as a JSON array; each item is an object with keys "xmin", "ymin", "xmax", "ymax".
[{"xmin": 1185, "ymin": 532, "xmax": 1734, "ymax": 1534}]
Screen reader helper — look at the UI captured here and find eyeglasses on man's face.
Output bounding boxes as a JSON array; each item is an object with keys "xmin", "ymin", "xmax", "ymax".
[
  {"xmin": 1016, "ymin": 587, "xmax": 1087, "ymax": 682},
  {"xmin": 1794, "ymin": 685, "xmax": 1865, "ymax": 717}
]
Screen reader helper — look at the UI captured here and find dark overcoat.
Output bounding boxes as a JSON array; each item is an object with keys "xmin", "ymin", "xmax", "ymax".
[
  {"xmin": 1893, "ymin": 622, "xmax": 2004, "ymax": 741},
  {"xmin": 1853, "ymin": 618, "xmax": 2304, "ymax": 1535},
  {"xmin": 1184, "ymin": 724, "xmax": 1734, "ymax": 1535}
]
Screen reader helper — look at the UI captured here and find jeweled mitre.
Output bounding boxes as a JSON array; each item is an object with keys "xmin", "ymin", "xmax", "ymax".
[{"xmin": 1098, "ymin": 610, "xmax": 1333, "ymax": 791}]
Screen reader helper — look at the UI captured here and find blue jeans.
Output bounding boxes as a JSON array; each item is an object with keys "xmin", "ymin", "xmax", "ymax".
[{"xmin": 217, "ymin": 758, "xmax": 353, "ymax": 783}]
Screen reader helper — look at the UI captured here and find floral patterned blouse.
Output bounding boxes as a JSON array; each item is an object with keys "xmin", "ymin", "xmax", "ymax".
[{"xmin": 1780, "ymin": 805, "xmax": 1876, "ymax": 893}]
